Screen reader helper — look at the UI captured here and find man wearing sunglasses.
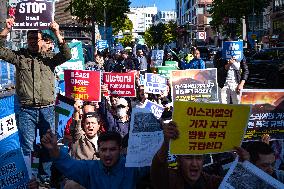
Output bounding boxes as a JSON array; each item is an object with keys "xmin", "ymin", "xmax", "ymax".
[{"xmin": 0, "ymin": 18, "xmax": 71, "ymax": 180}]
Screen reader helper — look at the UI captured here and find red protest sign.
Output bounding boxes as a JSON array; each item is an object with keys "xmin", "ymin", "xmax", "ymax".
[
  {"xmin": 64, "ymin": 70, "xmax": 101, "ymax": 101},
  {"xmin": 103, "ymin": 72, "xmax": 136, "ymax": 97}
]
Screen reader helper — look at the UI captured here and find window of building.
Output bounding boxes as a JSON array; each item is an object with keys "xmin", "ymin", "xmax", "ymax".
[{"xmin": 206, "ymin": 4, "xmax": 212, "ymax": 13}]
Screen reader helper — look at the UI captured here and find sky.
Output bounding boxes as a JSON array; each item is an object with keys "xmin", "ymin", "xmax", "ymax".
[{"xmin": 130, "ymin": 0, "xmax": 176, "ymax": 11}]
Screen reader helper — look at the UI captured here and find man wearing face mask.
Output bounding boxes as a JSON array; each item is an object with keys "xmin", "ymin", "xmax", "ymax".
[{"xmin": 107, "ymin": 98, "xmax": 130, "ymax": 140}]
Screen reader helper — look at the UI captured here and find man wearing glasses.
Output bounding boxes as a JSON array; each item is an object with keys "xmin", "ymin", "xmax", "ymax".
[{"xmin": 0, "ymin": 18, "xmax": 71, "ymax": 179}]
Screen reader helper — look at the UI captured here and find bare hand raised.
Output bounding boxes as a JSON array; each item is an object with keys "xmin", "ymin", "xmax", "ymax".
[
  {"xmin": 41, "ymin": 129, "xmax": 60, "ymax": 158},
  {"xmin": 6, "ymin": 18, "xmax": 14, "ymax": 30},
  {"xmin": 163, "ymin": 121, "xmax": 179, "ymax": 143},
  {"xmin": 49, "ymin": 21, "xmax": 60, "ymax": 35}
]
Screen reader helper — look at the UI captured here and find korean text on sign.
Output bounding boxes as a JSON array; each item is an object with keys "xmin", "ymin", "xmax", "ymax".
[
  {"xmin": 241, "ymin": 89, "xmax": 284, "ymax": 140},
  {"xmin": 145, "ymin": 73, "xmax": 167, "ymax": 94},
  {"xmin": 64, "ymin": 70, "xmax": 101, "ymax": 101},
  {"xmin": 0, "ymin": 114, "xmax": 17, "ymax": 142},
  {"xmin": 103, "ymin": 72, "xmax": 136, "ymax": 97},
  {"xmin": 171, "ymin": 69, "xmax": 218, "ymax": 102},
  {"xmin": 170, "ymin": 102, "xmax": 251, "ymax": 155},
  {"xmin": 222, "ymin": 41, "xmax": 243, "ymax": 62}
]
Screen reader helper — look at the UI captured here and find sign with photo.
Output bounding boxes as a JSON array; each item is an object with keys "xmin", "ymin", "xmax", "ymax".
[
  {"xmin": 55, "ymin": 41, "xmax": 85, "ymax": 80},
  {"xmin": 171, "ymin": 69, "xmax": 218, "ymax": 102},
  {"xmin": 220, "ymin": 159, "xmax": 284, "ymax": 189},
  {"xmin": 241, "ymin": 89, "xmax": 284, "ymax": 141},
  {"xmin": 126, "ymin": 108, "xmax": 163, "ymax": 167}
]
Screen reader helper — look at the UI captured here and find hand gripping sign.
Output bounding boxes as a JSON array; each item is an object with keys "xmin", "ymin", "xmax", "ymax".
[{"xmin": 13, "ymin": 0, "xmax": 54, "ymax": 30}]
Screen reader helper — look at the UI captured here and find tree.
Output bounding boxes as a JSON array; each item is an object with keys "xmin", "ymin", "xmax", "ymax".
[
  {"xmin": 144, "ymin": 22, "xmax": 178, "ymax": 48},
  {"xmin": 65, "ymin": 0, "xmax": 131, "ymax": 45},
  {"xmin": 112, "ymin": 17, "xmax": 133, "ymax": 47},
  {"xmin": 210, "ymin": 0, "xmax": 270, "ymax": 38},
  {"xmin": 163, "ymin": 21, "xmax": 178, "ymax": 45}
]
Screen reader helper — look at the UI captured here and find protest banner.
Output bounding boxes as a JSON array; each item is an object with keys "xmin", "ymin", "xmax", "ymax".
[
  {"xmin": 103, "ymin": 72, "xmax": 136, "ymax": 97},
  {"xmin": 165, "ymin": 61, "xmax": 178, "ymax": 67},
  {"xmin": 151, "ymin": 50, "xmax": 164, "ymax": 67},
  {"xmin": 144, "ymin": 73, "xmax": 167, "ymax": 95},
  {"xmin": 55, "ymin": 41, "xmax": 85, "ymax": 80},
  {"xmin": 96, "ymin": 40, "xmax": 108, "ymax": 52},
  {"xmin": 0, "ymin": 148, "xmax": 30, "ymax": 189},
  {"xmin": 156, "ymin": 66, "xmax": 177, "ymax": 78},
  {"xmin": 241, "ymin": 89, "xmax": 284, "ymax": 141},
  {"xmin": 171, "ymin": 69, "xmax": 218, "ymax": 102},
  {"xmin": 139, "ymin": 74, "xmax": 145, "ymax": 86},
  {"xmin": 0, "ymin": 95, "xmax": 20, "ymax": 156},
  {"xmin": 170, "ymin": 102, "xmax": 251, "ymax": 155},
  {"xmin": 144, "ymin": 100, "xmax": 164, "ymax": 119},
  {"xmin": 55, "ymin": 94, "xmax": 75, "ymax": 138},
  {"xmin": 64, "ymin": 70, "xmax": 101, "ymax": 101},
  {"xmin": 219, "ymin": 159, "xmax": 284, "ymax": 189},
  {"xmin": 13, "ymin": 0, "xmax": 54, "ymax": 30},
  {"xmin": 126, "ymin": 108, "xmax": 164, "ymax": 167},
  {"xmin": 222, "ymin": 41, "xmax": 243, "ymax": 62}
]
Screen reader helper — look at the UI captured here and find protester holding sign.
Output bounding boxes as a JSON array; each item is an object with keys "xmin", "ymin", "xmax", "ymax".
[
  {"xmin": 151, "ymin": 121, "xmax": 223, "ymax": 189},
  {"xmin": 41, "ymin": 131, "xmax": 149, "ymax": 189},
  {"xmin": 0, "ymin": 18, "xmax": 71, "ymax": 178},
  {"xmin": 235, "ymin": 142, "xmax": 284, "ymax": 183},
  {"xmin": 215, "ymin": 39, "xmax": 249, "ymax": 104}
]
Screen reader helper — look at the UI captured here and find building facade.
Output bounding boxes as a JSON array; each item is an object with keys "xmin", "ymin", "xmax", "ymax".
[
  {"xmin": 270, "ymin": 0, "xmax": 284, "ymax": 44},
  {"xmin": 153, "ymin": 10, "xmax": 177, "ymax": 25},
  {"xmin": 176, "ymin": 0, "xmax": 213, "ymax": 47},
  {"xmin": 0, "ymin": 0, "xmax": 7, "ymax": 30},
  {"xmin": 127, "ymin": 6, "xmax": 158, "ymax": 34}
]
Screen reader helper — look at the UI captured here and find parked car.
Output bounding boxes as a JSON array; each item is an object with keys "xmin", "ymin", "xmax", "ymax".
[{"xmin": 246, "ymin": 47, "xmax": 284, "ymax": 88}]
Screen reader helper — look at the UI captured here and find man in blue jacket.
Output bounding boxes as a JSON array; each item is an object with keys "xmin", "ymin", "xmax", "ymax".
[
  {"xmin": 41, "ymin": 130, "xmax": 149, "ymax": 189},
  {"xmin": 181, "ymin": 49, "xmax": 205, "ymax": 69}
]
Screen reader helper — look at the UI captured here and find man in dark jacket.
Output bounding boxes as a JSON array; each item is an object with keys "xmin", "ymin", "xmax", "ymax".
[
  {"xmin": 151, "ymin": 121, "xmax": 223, "ymax": 189},
  {"xmin": 0, "ymin": 18, "xmax": 71, "ymax": 174},
  {"xmin": 214, "ymin": 50, "xmax": 249, "ymax": 104}
]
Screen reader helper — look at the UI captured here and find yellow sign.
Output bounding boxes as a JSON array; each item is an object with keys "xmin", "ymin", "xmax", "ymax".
[{"xmin": 170, "ymin": 102, "xmax": 251, "ymax": 155}]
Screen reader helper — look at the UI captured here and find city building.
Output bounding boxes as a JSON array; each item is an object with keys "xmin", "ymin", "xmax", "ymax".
[
  {"xmin": 153, "ymin": 10, "xmax": 177, "ymax": 25},
  {"xmin": 54, "ymin": 0, "xmax": 94, "ymax": 44},
  {"xmin": 270, "ymin": 0, "xmax": 284, "ymax": 45},
  {"xmin": 0, "ymin": 0, "xmax": 7, "ymax": 30},
  {"xmin": 176, "ymin": 0, "xmax": 213, "ymax": 47},
  {"xmin": 127, "ymin": 6, "xmax": 158, "ymax": 34}
]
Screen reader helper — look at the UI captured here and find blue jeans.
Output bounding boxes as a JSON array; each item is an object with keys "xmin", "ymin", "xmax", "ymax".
[{"xmin": 16, "ymin": 105, "xmax": 55, "ymax": 160}]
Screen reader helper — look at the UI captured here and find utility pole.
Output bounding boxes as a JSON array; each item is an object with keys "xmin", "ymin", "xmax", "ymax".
[
  {"xmin": 252, "ymin": 0, "xmax": 255, "ymax": 33},
  {"xmin": 103, "ymin": 2, "xmax": 107, "ymax": 40}
]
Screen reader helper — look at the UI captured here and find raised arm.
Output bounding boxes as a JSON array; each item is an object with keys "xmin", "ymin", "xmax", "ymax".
[
  {"xmin": 0, "ymin": 18, "xmax": 19, "ymax": 65},
  {"xmin": 41, "ymin": 129, "xmax": 91, "ymax": 188},
  {"xmin": 49, "ymin": 21, "xmax": 72, "ymax": 66},
  {"xmin": 0, "ymin": 18, "xmax": 13, "ymax": 37},
  {"xmin": 151, "ymin": 121, "xmax": 179, "ymax": 189}
]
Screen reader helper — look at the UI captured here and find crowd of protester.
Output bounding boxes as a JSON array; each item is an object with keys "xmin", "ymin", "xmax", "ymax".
[{"xmin": 0, "ymin": 18, "xmax": 283, "ymax": 189}]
